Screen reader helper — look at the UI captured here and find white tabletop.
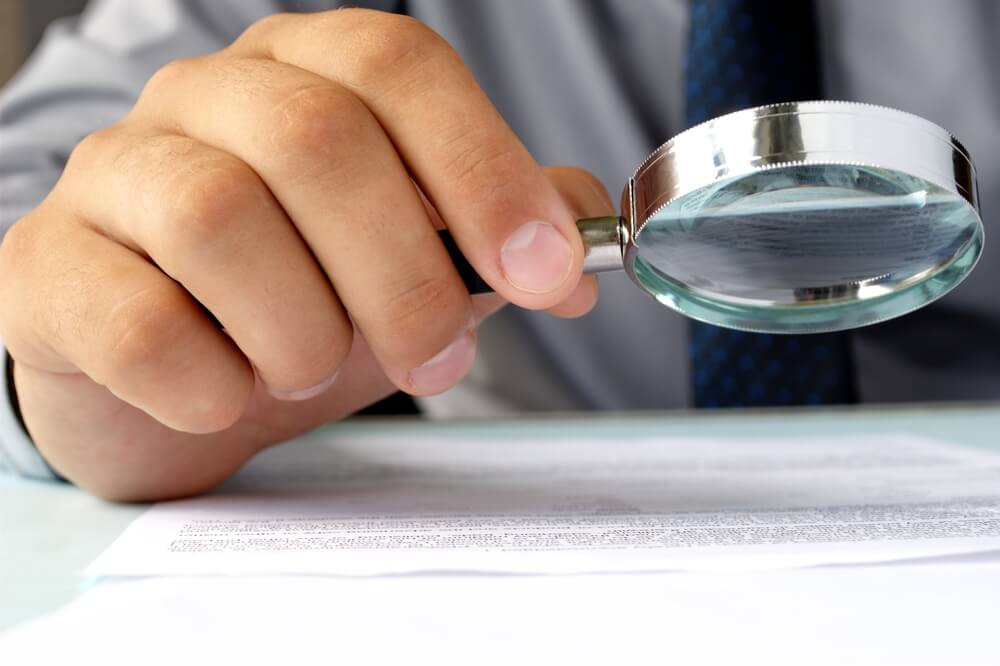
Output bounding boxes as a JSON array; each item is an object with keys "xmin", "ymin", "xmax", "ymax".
[{"xmin": 3, "ymin": 403, "xmax": 999, "ymax": 632}]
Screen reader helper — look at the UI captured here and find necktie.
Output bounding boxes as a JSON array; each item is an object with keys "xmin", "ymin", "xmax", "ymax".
[{"xmin": 684, "ymin": 0, "xmax": 857, "ymax": 408}]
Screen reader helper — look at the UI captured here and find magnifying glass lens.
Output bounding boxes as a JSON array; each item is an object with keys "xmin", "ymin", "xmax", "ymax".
[{"xmin": 631, "ymin": 164, "xmax": 983, "ymax": 333}]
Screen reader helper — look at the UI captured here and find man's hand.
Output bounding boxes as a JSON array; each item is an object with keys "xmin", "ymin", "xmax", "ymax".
[{"xmin": 0, "ymin": 10, "xmax": 612, "ymax": 501}]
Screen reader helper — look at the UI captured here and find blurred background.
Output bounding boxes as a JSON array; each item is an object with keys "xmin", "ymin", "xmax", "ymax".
[{"xmin": 1, "ymin": 0, "xmax": 88, "ymax": 85}]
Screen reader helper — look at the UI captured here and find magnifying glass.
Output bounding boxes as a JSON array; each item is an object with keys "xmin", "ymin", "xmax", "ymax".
[{"xmin": 441, "ymin": 101, "xmax": 984, "ymax": 334}]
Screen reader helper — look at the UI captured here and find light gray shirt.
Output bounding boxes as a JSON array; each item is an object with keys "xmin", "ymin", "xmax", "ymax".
[{"xmin": 2, "ymin": 0, "xmax": 999, "ymax": 479}]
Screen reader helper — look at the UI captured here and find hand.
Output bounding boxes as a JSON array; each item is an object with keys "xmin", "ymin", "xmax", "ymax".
[{"xmin": 0, "ymin": 10, "xmax": 613, "ymax": 501}]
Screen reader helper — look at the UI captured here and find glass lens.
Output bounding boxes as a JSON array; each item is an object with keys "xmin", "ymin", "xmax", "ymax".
[{"xmin": 631, "ymin": 164, "xmax": 983, "ymax": 333}]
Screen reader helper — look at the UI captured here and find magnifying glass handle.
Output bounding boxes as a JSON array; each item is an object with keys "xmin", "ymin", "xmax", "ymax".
[
  {"xmin": 438, "ymin": 216, "xmax": 626, "ymax": 295},
  {"xmin": 436, "ymin": 230, "xmax": 495, "ymax": 294}
]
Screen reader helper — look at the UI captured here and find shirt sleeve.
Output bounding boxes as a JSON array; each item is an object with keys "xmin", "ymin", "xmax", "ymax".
[
  {"xmin": 0, "ymin": 0, "xmax": 288, "ymax": 479},
  {"xmin": 0, "ymin": 340, "xmax": 56, "ymax": 478}
]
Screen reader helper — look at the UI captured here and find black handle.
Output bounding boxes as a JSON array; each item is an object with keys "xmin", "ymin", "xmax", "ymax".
[{"xmin": 437, "ymin": 229, "xmax": 496, "ymax": 295}]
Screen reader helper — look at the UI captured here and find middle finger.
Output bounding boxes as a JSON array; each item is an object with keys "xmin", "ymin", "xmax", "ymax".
[{"xmin": 133, "ymin": 56, "xmax": 476, "ymax": 393}]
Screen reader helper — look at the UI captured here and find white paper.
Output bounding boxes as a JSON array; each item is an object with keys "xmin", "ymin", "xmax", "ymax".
[
  {"xmin": 87, "ymin": 434, "xmax": 1000, "ymax": 576},
  {"xmin": 8, "ymin": 558, "xmax": 1000, "ymax": 665}
]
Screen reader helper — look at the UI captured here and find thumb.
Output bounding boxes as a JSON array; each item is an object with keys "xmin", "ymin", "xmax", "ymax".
[{"xmin": 543, "ymin": 166, "xmax": 616, "ymax": 318}]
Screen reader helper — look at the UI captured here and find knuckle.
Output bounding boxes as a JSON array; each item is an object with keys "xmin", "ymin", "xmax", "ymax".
[
  {"xmin": 99, "ymin": 286, "xmax": 249, "ymax": 434},
  {"xmin": 0, "ymin": 211, "xmax": 65, "ymax": 299},
  {"xmin": 267, "ymin": 84, "xmax": 363, "ymax": 167},
  {"xmin": 0, "ymin": 214, "xmax": 90, "ymax": 355},
  {"xmin": 100, "ymin": 285, "xmax": 191, "ymax": 384},
  {"xmin": 441, "ymin": 137, "xmax": 521, "ymax": 196},
  {"xmin": 142, "ymin": 58, "xmax": 197, "ymax": 98},
  {"xmin": 379, "ymin": 271, "xmax": 467, "ymax": 349},
  {"xmin": 66, "ymin": 127, "xmax": 117, "ymax": 170},
  {"xmin": 334, "ymin": 11, "xmax": 446, "ymax": 88},
  {"xmin": 239, "ymin": 11, "xmax": 296, "ymax": 44},
  {"xmin": 0, "ymin": 216, "xmax": 37, "ymax": 276},
  {"xmin": 0, "ymin": 220, "xmax": 36, "ymax": 330},
  {"xmin": 135, "ymin": 57, "xmax": 214, "ymax": 120},
  {"xmin": 161, "ymin": 159, "xmax": 265, "ymax": 250}
]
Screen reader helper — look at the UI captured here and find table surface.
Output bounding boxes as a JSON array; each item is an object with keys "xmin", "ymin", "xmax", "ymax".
[{"xmin": 2, "ymin": 402, "xmax": 999, "ymax": 632}]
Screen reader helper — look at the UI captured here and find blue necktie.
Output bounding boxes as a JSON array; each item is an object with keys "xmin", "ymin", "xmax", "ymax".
[{"xmin": 685, "ymin": 0, "xmax": 857, "ymax": 408}]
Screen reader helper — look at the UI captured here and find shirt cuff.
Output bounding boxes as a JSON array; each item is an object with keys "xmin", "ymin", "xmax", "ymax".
[{"xmin": 0, "ymin": 339, "xmax": 60, "ymax": 480}]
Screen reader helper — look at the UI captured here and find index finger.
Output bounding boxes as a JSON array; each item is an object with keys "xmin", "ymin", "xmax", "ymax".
[{"xmin": 230, "ymin": 9, "xmax": 585, "ymax": 309}]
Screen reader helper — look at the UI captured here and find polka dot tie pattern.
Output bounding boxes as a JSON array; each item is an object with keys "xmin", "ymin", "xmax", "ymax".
[{"xmin": 684, "ymin": 0, "xmax": 858, "ymax": 408}]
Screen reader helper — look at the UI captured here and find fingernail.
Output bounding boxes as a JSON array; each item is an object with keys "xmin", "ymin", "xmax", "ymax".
[
  {"xmin": 500, "ymin": 221, "xmax": 574, "ymax": 294},
  {"xmin": 408, "ymin": 330, "xmax": 476, "ymax": 394},
  {"xmin": 266, "ymin": 371, "xmax": 339, "ymax": 402}
]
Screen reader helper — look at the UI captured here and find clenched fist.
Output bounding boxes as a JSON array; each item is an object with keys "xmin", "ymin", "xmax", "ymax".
[{"xmin": 0, "ymin": 10, "xmax": 611, "ymax": 501}]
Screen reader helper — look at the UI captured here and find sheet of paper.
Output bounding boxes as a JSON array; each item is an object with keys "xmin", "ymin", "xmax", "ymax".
[
  {"xmin": 8, "ymin": 559, "xmax": 1000, "ymax": 665},
  {"xmin": 87, "ymin": 433, "xmax": 1000, "ymax": 576}
]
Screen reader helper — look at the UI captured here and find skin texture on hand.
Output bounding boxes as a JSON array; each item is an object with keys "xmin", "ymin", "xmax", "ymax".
[{"xmin": 0, "ymin": 10, "xmax": 614, "ymax": 501}]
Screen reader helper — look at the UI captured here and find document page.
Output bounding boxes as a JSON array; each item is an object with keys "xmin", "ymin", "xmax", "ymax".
[
  {"xmin": 11, "ymin": 561, "xmax": 1000, "ymax": 665},
  {"xmin": 87, "ymin": 434, "xmax": 1000, "ymax": 576}
]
